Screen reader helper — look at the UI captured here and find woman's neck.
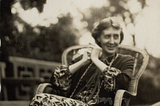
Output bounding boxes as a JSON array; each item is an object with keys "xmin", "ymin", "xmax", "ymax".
[
  {"xmin": 100, "ymin": 52, "xmax": 117, "ymax": 64},
  {"xmin": 101, "ymin": 52, "xmax": 116, "ymax": 59}
]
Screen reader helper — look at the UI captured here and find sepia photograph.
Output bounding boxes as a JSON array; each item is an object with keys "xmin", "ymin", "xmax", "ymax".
[{"xmin": 0, "ymin": 0, "xmax": 160, "ymax": 106}]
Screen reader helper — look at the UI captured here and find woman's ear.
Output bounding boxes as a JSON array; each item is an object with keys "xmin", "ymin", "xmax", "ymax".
[
  {"xmin": 118, "ymin": 36, "xmax": 121, "ymax": 44},
  {"xmin": 118, "ymin": 39, "xmax": 121, "ymax": 44},
  {"xmin": 95, "ymin": 36, "xmax": 102, "ymax": 47},
  {"xmin": 97, "ymin": 37, "xmax": 100, "ymax": 42}
]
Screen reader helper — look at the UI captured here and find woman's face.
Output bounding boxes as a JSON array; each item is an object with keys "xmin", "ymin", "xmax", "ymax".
[{"xmin": 98, "ymin": 27, "xmax": 121, "ymax": 55}]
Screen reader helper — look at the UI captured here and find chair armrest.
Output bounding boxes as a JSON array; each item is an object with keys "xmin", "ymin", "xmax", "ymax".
[
  {"xmin": 151, "ymin": 101, "xmax": 160, "ymax": 106},
  {"xmin": 36, "ymin": 83, "xmax": 52, "ymax": 94},
  {"xmin": 114, "ymin": 90, "xmax": 136, "ymax": 106}
]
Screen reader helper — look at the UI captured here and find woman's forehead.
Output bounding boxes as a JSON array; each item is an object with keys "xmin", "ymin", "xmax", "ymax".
[{"xmin": 102, "ymin": 27, "xmax": 121, "ymax": 34}]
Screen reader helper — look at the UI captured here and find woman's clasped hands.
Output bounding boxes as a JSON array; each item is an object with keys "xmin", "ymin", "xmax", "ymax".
[{"xmin": 81, "ymin": 44, "xmax": 102, "ymax": 65}]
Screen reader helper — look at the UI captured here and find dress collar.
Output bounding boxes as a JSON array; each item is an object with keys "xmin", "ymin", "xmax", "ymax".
[{"xmin": 100, "ymin": 53, "xmax": 118, "ymax": 65}]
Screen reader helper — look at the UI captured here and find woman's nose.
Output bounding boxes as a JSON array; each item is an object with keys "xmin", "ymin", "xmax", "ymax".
[{"xmin": 109, "ymin": 36, "xmax": 114, "ymax": 44}]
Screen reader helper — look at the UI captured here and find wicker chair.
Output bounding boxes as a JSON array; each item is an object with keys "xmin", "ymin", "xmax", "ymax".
[{"xmin": 36, "ymin": 45, "xmax": 149, "ymax": 106}]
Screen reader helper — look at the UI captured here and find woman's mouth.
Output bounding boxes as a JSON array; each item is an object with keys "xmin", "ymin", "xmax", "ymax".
[{"xmin": 107, "ymin": 45, "xmax": 115, "ymax": 50}]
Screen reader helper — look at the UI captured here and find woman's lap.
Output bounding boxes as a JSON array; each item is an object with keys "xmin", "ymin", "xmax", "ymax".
[{"xmin": 29, "ymin": 93, "xmax": 88, "ymax": 106}]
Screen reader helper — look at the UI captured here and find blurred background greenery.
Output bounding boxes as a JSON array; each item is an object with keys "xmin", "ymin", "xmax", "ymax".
[{"xmin": 0, "ymin": 0, "xmax": 160, "ymax": 105}]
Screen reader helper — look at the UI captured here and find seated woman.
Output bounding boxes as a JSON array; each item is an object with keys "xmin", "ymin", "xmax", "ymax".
[{"xmin": 29, "ymin": 17, "xmax": 134, "ymax": 106}]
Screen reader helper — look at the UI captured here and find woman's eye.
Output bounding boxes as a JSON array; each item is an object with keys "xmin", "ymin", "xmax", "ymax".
[
  {"xmin": 104, "ymin": 34, "xmax": 111, "ymax": 39},
  {"xmin": 113, "ymin": 34, "xmax": 119, "ymax": 39}
]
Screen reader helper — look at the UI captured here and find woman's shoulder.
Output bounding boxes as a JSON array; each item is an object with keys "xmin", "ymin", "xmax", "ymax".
[
  {"xmin": 116, "ymin": 54, "xmax": 134, "ymax": 64},
  {"xmin": 114, "ymin": 54, "xmax": 134, "ymax": 70},
  {"xmin": 117, "ymin": 54, "xmax": 134, "ymax": 59}
]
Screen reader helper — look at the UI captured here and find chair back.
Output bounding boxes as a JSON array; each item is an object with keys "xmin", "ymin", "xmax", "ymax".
[{"xmin": 61, "ymin": 45, "xmax": 149, "ymax": 96}]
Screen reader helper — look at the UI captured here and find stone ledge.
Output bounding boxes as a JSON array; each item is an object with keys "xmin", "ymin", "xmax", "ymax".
[{"xmin": 0, "ymin": 101, "xmax": 30, "ymax": 106}]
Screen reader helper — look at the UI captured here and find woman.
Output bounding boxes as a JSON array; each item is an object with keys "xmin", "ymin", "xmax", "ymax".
[{"xmin": 29, "ymin": 17, "xmax": 134, "ymax": 106}]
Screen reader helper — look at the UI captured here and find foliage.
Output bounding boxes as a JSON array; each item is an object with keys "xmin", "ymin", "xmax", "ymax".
[
  {"xmin": 1, "ymin": 0, "xmax": 78, "ymax": 62},
  {"xmin": 19, "ymin": 0, "xmax": 46, "ymax": 12},
  {"xmin": 9, "ymin": 14, "xmax": 78, "ymax": 62},
  {"xmin": 82, "ymin": 0, "xmax": 134, "ymax": 29}
]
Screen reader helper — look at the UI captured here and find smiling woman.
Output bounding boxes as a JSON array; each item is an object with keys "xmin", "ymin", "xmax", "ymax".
[
  {"xmin": 92, "ymin": 18, "xmax": 124, "ymax": 51},
  {"xmin": 29, "ymin": 17, "xmax": 134, "ymax": 106},
  {"xmin": 98, "ymin": 27, "xmax": 121, "ymax": 54}
]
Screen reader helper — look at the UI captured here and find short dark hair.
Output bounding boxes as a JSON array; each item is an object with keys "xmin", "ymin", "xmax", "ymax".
[{"xmin": 92, "ymin": 17, "xmax": 124, "ymax": 47}]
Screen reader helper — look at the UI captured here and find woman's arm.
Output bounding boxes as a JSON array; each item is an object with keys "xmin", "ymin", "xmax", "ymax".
[
  {"xmin": 90, "ymin": 47, "xmax": 109, "ymax": 72},
  {"xmin": 50, "ymin": 51, "xmax": 91, "ymax": 94},
  {"xmin": 115, "ymin": 56, "xmax": 134, "ymax": 89},
  {"xmin": 69, "ymin": 51, "xmax": 91, "ymax": 74},
  {"xmin": 91, "ymin": 47, "xmax": 134, "ymax": 91},
  {"xmin": 103, "ymin": 56, "xmax": 134, "ymax": 91},
  {"xmin": 116, "ymin": 70, "xmax": 132, "ymax": 89}
]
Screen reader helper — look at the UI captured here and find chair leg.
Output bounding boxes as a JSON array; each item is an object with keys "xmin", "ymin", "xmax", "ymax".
[
  {"xmin": 122, "ymin": 98, "xmax": 130, "ymax": 106},
  {"xmin": 2, "ymin": 86, "xmax": 8, "ymax": 100}
]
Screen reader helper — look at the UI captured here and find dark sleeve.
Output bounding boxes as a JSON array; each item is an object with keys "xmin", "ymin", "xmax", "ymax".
[
  {"xmin": 115, "ymin": 71, "xmax": 132, "ymax": 90},
  {"xmin": 115, "ymin": 56, "xmax": 134, "ymax": 90}
]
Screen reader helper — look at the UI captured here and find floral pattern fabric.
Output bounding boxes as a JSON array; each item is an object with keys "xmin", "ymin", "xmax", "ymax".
[
  {"xmin": 29, "ymin": 93, "xmax": 88, "ymax": 106},
  {"xmin": 103, "ymin": 67, "xmax": 121, "ymax": 91},
  {"xmin": 51, "ymin": 64, "xmax": 121, "ymax": 105},
  {"xmin": 52, "ymin": 65, "xmax": 72, "ymax": 91}
]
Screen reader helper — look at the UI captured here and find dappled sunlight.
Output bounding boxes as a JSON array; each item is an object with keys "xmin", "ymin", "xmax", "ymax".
[
  {"xmin": 135, "ymin": 0, "xmax": 160, "ymax": 57},
  {"xmin": 78, "ymin": 31, "xmax": 95, "ymax": 45},
  {"xmin": 11, "ymin": 0, "xmax": 160, "ymax": 58},
  {"xmin": 127, "ymin": 0, "xmax": 142, "ymax": 14},
  {"xmin": 71, "ymin": 0, "xmax": 108, "ymax": 11},
  {"xmin": 14, "ymin": 21, "xmax": 24, "ymax": 33},
  {"xmin": 12, "ymin": 0, "xmax": 107, "ymax": 27}
]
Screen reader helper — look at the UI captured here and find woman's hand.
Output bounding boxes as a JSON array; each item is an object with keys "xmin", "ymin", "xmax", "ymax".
[
  {"xmin": 90, "ymin": 46, "xmax": 108, "ymax": 72},
  {"xmin": 69, "ymin": 49, "xmax": 91, "ymax": 74},
  {"xmin": 90, "ymin": 46, "xmax": 102, "ymax": 61},
  {"xmin": 81, "ymin": 50, "xmax": 91, "ymax": 65}
]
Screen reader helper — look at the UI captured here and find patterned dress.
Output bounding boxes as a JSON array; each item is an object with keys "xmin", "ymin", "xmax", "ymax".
[{"xmin": 29, "ymin": 54, "xmax": 133, "ymax": 106}]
